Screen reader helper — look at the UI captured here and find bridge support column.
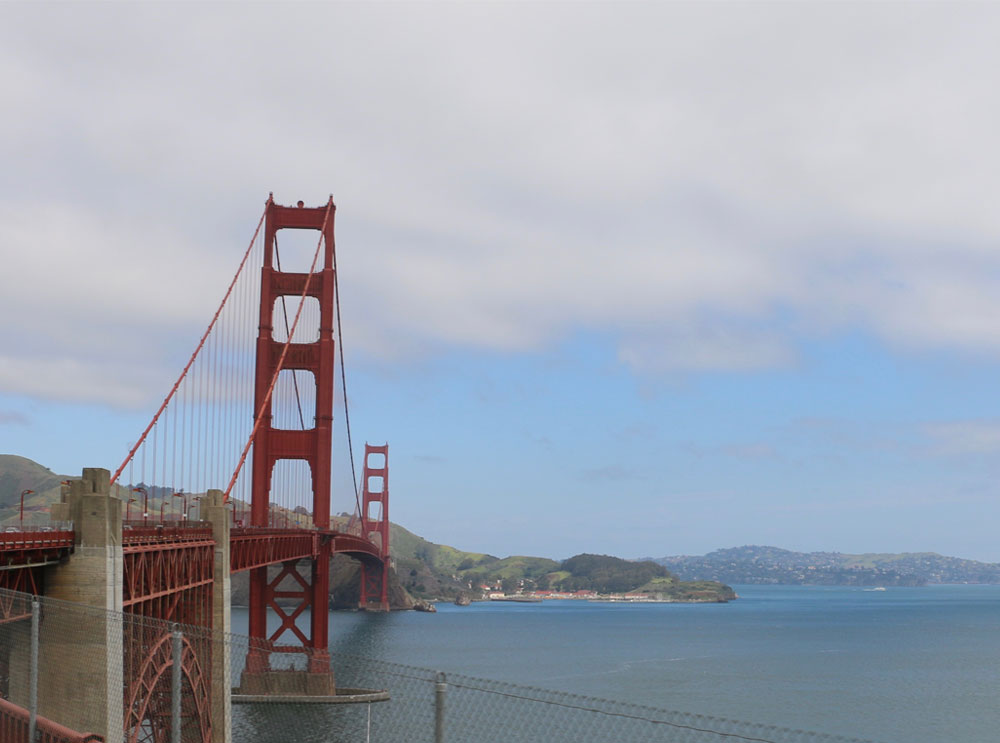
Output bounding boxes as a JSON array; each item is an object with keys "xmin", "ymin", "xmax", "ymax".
[
  {"xmin": 203, "ymin": 490, "xmax": 232, "ymax": 743},
  {"xmin": 39, "ymin": 468, "xmax": 125, "ymax": 743}
]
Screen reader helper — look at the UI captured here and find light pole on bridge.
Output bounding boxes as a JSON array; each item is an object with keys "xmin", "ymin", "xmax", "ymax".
[
  {"xmin": 19, "ymin": 489, "xmax": 34, "ymax": 530},
  {"xmin": 133, "ymin": 486, "xmax": 149, "ymax": 525},
  {"xmin": 173, "ymin": 491, "xmax": 188, "ymax": 522}
]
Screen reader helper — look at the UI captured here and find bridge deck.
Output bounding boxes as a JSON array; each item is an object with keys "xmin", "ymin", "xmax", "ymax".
[
  {"xmin": 0, "ymin": 530, "xmax": 74, "ymax": 567},
  {"xmin": 230, "ymin": 527, "xmax": 382, "ymax": 572},
  {"xmin": 0, "ymin": 525, "xmax": 383, "ymax": 584}
]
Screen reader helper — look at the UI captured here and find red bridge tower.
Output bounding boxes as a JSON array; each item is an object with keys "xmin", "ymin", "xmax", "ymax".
[
  {"xmin": 360, "ymin": 443, "xmax": 391, "ymax": 610},
  {"xmin": 250, "ymin": 196, "xmax": 336, "ymax": 662}
]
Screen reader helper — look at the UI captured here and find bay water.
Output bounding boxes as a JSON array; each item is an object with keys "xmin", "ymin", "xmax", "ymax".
[{"xmin": 233, "ymin": 584, "xmax": 1000, "ymax": 742}]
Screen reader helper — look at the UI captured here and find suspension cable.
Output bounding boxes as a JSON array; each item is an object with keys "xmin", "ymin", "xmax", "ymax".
[{"xmin": 110, "ymin": 202, "xmax": 268, "ymax": 486}]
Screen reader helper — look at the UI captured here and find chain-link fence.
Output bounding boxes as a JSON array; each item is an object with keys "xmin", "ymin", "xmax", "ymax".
[{"xmin": 0, "ymin": 587, "xmax": 882, "ymax": 743}]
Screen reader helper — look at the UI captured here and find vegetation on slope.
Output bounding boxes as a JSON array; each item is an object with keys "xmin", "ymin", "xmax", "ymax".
[
  {"xmin": 0, "ymin": 455, "xmax": 67, "ymax": 524},
  {"xmin": 553, "ymin": 554, "xmax": 670, "ymax": 593}
]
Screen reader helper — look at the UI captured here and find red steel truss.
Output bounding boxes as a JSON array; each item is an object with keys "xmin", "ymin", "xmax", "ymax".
[
  {"xmin": 0, "ymin": 530, "xmax": 75, "ymax": 622},
  {"xmin": 0, "ymin": 569, "xmax": 41, "ymax": 618},
  {"xmin": 359, "ymin": 444, "xmax": 391, "ymax": 610},
  {"xmin": 121, "ymin": 527, "xmax": 214, "ymax": 743},
  {"xmin": 123, "ymin": 629, "xmax": 211, "ymax": 743},
  {"xmin": 122, "ymin": 543, "xmax": 214, "ymax": 625},
  {"xmin": 249, "ymin": 198, "xmax": 336, "ymax": 656},
  {"xmin": 230, "ymin": 528, "xmax": 317, "ymax": 572}
]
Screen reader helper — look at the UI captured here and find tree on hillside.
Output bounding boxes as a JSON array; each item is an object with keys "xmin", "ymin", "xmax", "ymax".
[{"xmin": 555, "ymin": 554, "xmax": 671, "ymax": 593}]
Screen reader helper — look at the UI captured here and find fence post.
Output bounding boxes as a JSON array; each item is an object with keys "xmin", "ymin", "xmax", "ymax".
[
  {"xmin": 435, "ymin": 671, "xmax": 447, "ymax": 743},
  {"xmin": 28, "ymin": 598, "xmax": 39, "ymax": 743},
  {"xmin": 172, "ymin": 626, "xmax": 183, "ymax": 743}
]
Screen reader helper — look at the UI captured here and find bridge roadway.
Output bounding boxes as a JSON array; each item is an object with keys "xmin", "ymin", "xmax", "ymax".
[{"xmin": 0, "ymin": 523, "xmax": 382, "ymax": 603}]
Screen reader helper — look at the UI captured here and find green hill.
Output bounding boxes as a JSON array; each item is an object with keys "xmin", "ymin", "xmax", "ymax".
[
  {"xmin": 554, "ymin": 553, "xmax": 669, "ymax": 593},
  {"xmin": 0, "ymin": 454, "xmax": 68, "ymax": 526}
]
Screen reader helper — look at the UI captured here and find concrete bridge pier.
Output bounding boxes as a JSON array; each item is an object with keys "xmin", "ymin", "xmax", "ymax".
[
  {"xmin": 40, "ymin": 467, "xmax": 125, "ymax": 743},
  {"xmin": 203, "ymin": 489, "xmax": 232, "ymax": 743}
]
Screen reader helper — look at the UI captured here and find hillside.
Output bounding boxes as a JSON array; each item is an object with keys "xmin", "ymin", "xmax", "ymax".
[
  {"xmin": 0, "ymin": 454, "xmax": 68, "ymax": 524},
  {"xmin": 547, "ymin": 553, "xmax": 736, "ymax": 601},
  {"xmin": 652, "ymin": 545, "xmax": 1000, "ymax": 586}
]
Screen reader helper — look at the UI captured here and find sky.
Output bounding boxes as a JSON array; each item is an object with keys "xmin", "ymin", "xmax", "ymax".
[{"xmin": 3, "ymin": 2, "xmax": 1000, "ymax": 562}]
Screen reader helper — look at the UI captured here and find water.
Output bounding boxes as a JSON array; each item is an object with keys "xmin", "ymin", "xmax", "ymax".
[{"xmin": 233, "ymin": 585, "xmax": 1000, "ymax": 742}]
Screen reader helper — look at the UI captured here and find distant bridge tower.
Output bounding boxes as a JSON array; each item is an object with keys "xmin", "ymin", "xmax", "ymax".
[
  {"xmin": 250, "ymin": 196, "xmax": 336, "ymax": 664},
  {"xmin": 359, "ymin": 443, "xmax": 391, "ymax": 611}
]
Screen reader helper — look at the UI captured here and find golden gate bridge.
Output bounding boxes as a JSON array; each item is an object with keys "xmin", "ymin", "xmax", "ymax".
[{"xmin": 0, "ymin": 195, "xmax": 391, "ymax": 742}]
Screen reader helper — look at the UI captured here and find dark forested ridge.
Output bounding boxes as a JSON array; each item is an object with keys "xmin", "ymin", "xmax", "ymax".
[{"xmin": 555, "ymin": 554, "xmax": 670, "ymax": 593}]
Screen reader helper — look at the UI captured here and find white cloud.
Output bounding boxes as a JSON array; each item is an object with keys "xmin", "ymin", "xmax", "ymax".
[
  {"xmin": 923, "ymin": 421, "xmax": 1000, "ymax": 457},
  {"xmin": 0, "ymin": 410, "xmax": 28, "ymax": 426},
  {"xmin": 0, "ymin": 353, "xmax": 154, "ymax": 408},
  {"xmin": 4, "ymin": 3, "xmax": 1000, "ymax": 403}
]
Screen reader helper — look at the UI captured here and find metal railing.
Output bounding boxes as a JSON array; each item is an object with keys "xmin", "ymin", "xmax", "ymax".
[{"xmin": 0, "ymin": 696, "xmax": 102, "ymax": 743}]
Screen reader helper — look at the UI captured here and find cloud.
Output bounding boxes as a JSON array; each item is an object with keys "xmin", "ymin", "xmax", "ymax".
[
  {"xmin": 5, "ymin": 4, "xmax": 1000, "ymax": 404},
  {"xmin": 618, "ymin": 326, "xmax": 794, "ymax": 374},
  {"xmin": 923, "ymin": 421, "xmax": 1000, "ymax": 457},
  {"xmin": 0, "ymin": 411, "xmax": 28, "ymax": 426},
  {"xmin": 0, "ymin": 354, "xmax": 157, "ymax": 409},
  {"xmin": 579, "ymin": 464, "xmax": 640, "ymax": 483},
  {"xmin": 680, "ymin": 442, "xmax": 778, "ymax": 461}
]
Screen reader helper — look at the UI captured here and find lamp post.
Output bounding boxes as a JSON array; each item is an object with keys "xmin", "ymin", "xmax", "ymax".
[
  {"xmin": 159, "ymin": 498, "xmax": 166, "ymax": 523},
  {"xmin": 173, "ymin": 491, "xmax": 187, "ymax": 522},
  {"xmin": 127, "ymin": 498, "xmax": 136, "ymax": 521},
  {"xmin": 19, "ymin": 489, "xmax": 34, "ymax": 530},
  {"xmin": 134, "ymin": 487, "xmax": 149, "ymax": 525}
]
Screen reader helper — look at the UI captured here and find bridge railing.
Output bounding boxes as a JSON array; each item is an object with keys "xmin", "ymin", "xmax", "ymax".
[
  {"xmin": 0, "ymin": 697, "xmax": 102, "ymax": 743},
  {"xmin": 0, "ymin": 521, "xmax": 74, "ymax": 534},
  {"xmin": 0, "ymin": 530, "xmax": 75, "ymax": 550},
  {"xmin": 121, "ymin": 521, "xmax": 213, "ymax": 547}
]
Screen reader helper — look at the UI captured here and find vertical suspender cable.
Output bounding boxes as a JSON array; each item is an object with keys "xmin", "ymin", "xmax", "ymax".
[
  {"xmin": 332, "ymin": 231, "xmax": 363, "ymax": 518},
  {"xmin": 110, "ymin": 205, "xmax": 267, "ymax": 486}
]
